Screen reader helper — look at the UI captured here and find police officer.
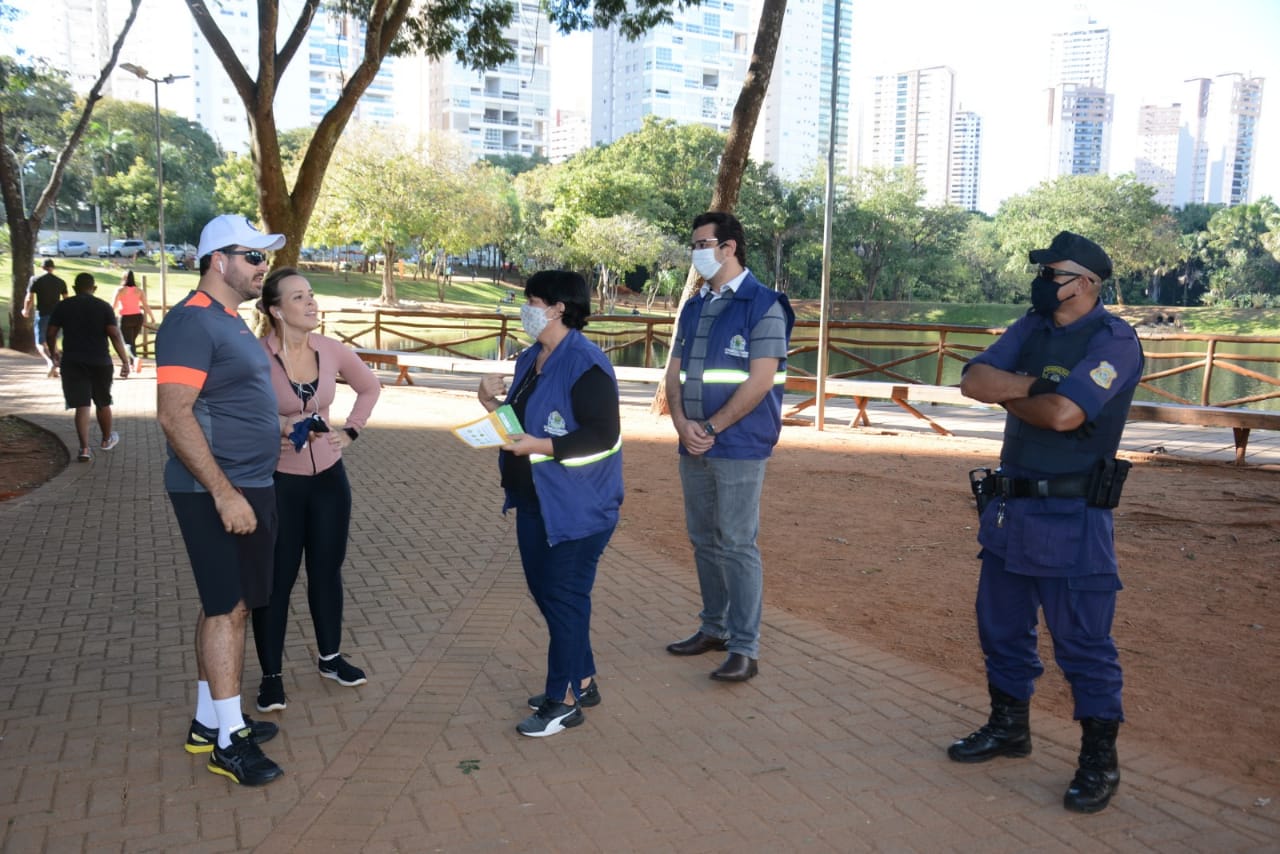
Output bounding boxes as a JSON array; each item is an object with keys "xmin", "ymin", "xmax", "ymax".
[{"xmin": 950, "ymin": 231, "xmax": 1143, "ymax": 814}]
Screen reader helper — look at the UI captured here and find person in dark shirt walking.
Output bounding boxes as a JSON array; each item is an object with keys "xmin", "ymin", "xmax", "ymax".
[
  {"xmin": 22, "ymin": 258, "xmax": 68, "ymax": 377},
  {"xmin": 46, "ymin": 273, "xmax": 132, "ymax": 461}
]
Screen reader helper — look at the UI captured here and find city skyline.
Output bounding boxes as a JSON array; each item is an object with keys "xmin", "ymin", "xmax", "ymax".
[{"xmin": 7, "ymin": 0, "xmax": 1279, "ymax": 217}]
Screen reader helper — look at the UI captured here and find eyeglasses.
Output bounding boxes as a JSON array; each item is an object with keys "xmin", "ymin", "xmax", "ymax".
[
  {"xmin": 223, "ymin": 249, "xmax": 269, "ymax": 266},
  {"xmin": 689, "ymin": 238, "xmax": 722, "ymax": 251},
  {"xmin": 1037, "ymin": 265, "xmax": 1081, "ymax": 282}
]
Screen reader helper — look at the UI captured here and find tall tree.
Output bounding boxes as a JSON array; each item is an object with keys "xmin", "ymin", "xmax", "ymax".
[
  {"xmin": 0, "ymin": 0, "xmax": 140, "ymax": 350},
  {"xmin": 650, "ymin": 0, "xmax": 787, "ymax": 413},
  {"xmin": 185, "ymin": 0, "xmax": 702, "ymax": 268},
  {"xmin": 993, "ymin": 174, "xmax": 1178, "ymax": 305}
]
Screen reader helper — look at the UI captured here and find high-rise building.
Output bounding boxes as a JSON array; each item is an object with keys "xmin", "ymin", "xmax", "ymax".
[
  {"xmin": 590, "ymin": 1, "xmax": 751, "ymax": 147},
  {"xmin": 1047, "ymin": 13, "xmax": 1109, "ymax": 89},
  {"xmin": 1045, "ymin": 10, "xmax": 1111, "ymax": 178},
  {"xmin": 948, "ymin": 110, "xmax": 981, "ymax": 211},
  {"xmin": 1135, "ymin": 103, "xmax": 1181, "ymax": 207},
  {"xmin": 425, "ymin": 1, "xmax": 551, "ymax": 160},
  {"xmin": 750, "ymin": 0, "xmax": 853, "ymax": 180},
  {"xmin": 866, "ymin": 66, "xmax": 955, "ymax": 205},
  {"xmin": 1173, "ymin": 74, "xmax": 1265, "ymax": 207},
  {"xmin": 1047, "ymin": 83, "xmax": 1113, "ymax": 177},
  {"xmin": 549, "ymin": 110, "xmax": 591, "ymax": 163}
]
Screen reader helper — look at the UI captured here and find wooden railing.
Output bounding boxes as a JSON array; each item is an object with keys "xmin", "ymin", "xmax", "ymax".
[{"xmin": 311, "ymin": 309, "xmax": 1280, "ymax": 410}]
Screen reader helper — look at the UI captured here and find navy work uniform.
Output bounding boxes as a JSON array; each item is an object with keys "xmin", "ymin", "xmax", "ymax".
[{"xmin": 964, "ymin": 299, "xmax": 1143, "ymax": 721}]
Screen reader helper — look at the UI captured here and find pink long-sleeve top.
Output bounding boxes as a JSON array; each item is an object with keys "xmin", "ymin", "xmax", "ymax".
[{"xmin": 262, "ymin": 332, "xmax": 381, "ymax": 476}]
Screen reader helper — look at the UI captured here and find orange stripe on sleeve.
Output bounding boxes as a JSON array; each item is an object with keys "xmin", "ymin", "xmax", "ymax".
[{"xmin": 157, "ymin": 365, "xmax": 208, "ymax": 388}]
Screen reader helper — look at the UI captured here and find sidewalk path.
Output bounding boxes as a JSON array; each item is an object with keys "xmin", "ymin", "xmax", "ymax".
[{"xmin": 0, "ymin": 349, "xmax": 1276, "ymax": 852}]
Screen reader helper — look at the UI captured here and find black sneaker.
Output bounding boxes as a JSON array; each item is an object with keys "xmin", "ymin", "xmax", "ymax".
[
  {"xmin": 528, "ymin": 678, "xmax": 601, "ymax": 711},
  {"xmin": 516, "ymin": 699, "xmax": 584, "ymax": 738},
  {"xmin": 184, "ymin": 715, "xmax": 279, "ymax": 755},
  {"xmin": 318, "ymin": 654, "xmax": 367, "ymax": 686},
  {"xmin": 207, "ymin": 726, "xmax": 284, "ymax": 785},
  {"xmin": 256, "ymin": 675, "xmax": 288, "ymax": 713}
]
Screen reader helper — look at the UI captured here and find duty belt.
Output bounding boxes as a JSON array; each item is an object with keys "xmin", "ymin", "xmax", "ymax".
[{"xmin": 984, "ymin": 473, "xmax": 1090, "ymax": 499}]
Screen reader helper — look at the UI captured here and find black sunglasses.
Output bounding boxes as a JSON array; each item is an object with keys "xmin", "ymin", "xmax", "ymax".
[
  {"xmin": 223, "ymin": 249, "xmax": 269, "ymax": 266},
  {"xmin": 1037, "ymin": 265, "xmax": 1081, "ymax": 282}
]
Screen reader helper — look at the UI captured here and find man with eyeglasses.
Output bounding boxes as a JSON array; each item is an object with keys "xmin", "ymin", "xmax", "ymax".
[
  {"xmin": 664, "ymin": 211, "xmax": 794, "ymax": 682},
  {"xmin": 951, "ymin": 231, "xmax": 1143, "ymax": 814},
  {"xmin": 156, "ymin": 215, "xmax": 287, "ymax": 786}
]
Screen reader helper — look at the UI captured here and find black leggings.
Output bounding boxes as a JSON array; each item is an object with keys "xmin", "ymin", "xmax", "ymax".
[
  {"xmin": 252, "ymin": 461, "xmax": 353, "ymax": 676},
  {"xmin": 120, "ymin": 314, "xmax": 144, "ymax": 358}
]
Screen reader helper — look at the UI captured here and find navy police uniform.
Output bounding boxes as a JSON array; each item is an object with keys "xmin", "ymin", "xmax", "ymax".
[{"xmin": 964, "ymin": 299, "xmax": 1143, "ymax": 721}]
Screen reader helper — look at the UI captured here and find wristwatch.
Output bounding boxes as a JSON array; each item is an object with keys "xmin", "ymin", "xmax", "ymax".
[{"xmin": 702, "ymin": 421, "xmax": 718, "ymax": 436}]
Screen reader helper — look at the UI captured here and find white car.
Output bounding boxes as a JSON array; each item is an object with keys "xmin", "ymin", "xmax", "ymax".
[
  {"xmin": 38, "ymin": 239, "xmax": 91, "ymax": 257},
  {"xmin": 105, "ymin": 239, "xmax": 148, "ymax": 258}
]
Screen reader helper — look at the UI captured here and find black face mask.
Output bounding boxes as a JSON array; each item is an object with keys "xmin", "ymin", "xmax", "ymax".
[{"xmin": 1031, "ymin": 277, "xmax": 1076, "ymax": 316}]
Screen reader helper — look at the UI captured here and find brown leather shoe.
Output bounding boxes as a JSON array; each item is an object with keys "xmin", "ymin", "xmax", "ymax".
[
  {"xmin": 666, "ymin": 631, "xmax": 729, "ymax": 656},
  {"xmin": 710, "ymin": 653, "xmax": 758, "ymax": 682}
]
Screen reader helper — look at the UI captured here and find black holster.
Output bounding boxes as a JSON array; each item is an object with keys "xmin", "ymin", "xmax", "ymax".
[{"xmin": 1085, "ymin": 458, "xmax": 1131, "ymax": 509}]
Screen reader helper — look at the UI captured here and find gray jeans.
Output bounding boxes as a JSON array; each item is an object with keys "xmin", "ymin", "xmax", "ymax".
[{"xmin": 679, "ymin": 455, "xmax": 768, "ymax": 659}]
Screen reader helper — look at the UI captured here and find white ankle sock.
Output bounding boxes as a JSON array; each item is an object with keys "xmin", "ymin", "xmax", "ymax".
[
  {"xmin": 213, "ymin": 696, "xmax": 246, "ymax": 749},
  {"xmin": 196, "ymin": 681, "xmax": 216, "ymax": 728}
]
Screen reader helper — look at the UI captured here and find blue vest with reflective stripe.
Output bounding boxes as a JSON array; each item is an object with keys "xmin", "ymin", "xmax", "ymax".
[
  {"xmin": 503, "ymin": 329, "xmax": 624, "ymax": 545},
  {"xmin": 677, "ymin": 273, "xmax": 795, "ymax": 460},
  {"xmin": 1002, "ymin": 311, "xmax": 1140, "ymax": 476}
]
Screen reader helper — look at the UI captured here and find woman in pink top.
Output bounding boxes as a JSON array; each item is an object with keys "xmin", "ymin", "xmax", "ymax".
[
  {"xmin": 111, "ymin": 270, "xmax": 154, "ymax": 375},
  {"xmin": 250, "ymin": 267, "xmax": 381, "ymax": 714}
]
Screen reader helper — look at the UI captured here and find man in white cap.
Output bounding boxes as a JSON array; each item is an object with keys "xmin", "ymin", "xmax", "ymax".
[{"xmin": 156, "ymin": 215, "xmax": 288, "ymax": 786}]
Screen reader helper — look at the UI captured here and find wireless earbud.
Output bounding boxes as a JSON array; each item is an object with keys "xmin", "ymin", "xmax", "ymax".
[
  {"xmin": 273, "ymin": 311, "xmax": 282, "ymax": 319},
  {"xmin": 218, "ymin": 260, "xmax": 226, "ymax": 275}
]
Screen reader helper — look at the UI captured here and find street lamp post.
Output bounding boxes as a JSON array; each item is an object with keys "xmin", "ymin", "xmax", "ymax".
[{"xmin": 120, "ymin": 63, "xmax": 189, "ymax": 313}]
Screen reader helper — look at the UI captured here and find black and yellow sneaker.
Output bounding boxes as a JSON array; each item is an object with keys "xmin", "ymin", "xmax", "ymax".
[
  {"xmin": 185, "ymin": 715, "xmax": 279, "ymax": 755},
  {"xmin": 208, "ymin": 726, "xmax": 284, "ymax": 786}
]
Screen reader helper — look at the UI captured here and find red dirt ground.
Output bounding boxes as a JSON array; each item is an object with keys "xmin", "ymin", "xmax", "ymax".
[{"xmin": 614, "ymin": 412, "xmax": 1280, "ymax": 791}]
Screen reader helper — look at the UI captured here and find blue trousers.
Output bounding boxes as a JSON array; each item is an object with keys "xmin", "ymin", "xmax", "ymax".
[
  {"xmin": 515, "ymin": 503, "xmax": 613, "ymax": 704},
  {"xmin": 976, "ymin": 550, "xmax": 1124, "ymax": 721}
]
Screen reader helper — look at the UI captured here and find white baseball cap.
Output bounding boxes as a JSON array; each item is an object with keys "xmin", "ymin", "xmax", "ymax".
[{"xmin": 197, "ymin": 214, "xmax": 286, "ymax": 260}]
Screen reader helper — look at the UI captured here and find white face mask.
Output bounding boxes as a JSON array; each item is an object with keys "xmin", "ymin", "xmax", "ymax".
[
  {"xmin": 520, "ymin": 303, "xmax": 551, "ymax": 339},
  {"xmin": 691, "ymin": 247, "xmax": 722, "ymax": 281}
]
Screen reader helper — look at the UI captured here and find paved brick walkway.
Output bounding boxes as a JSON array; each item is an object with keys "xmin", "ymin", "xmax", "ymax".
[{"xmin": 1, "ymin": 349, "xmax": 1277, "ymax": 852}]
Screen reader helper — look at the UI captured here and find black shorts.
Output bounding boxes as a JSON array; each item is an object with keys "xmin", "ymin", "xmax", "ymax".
[
  {"xmin": 169, "ymin": 486, "xmax": 277, "ymax": 616},
  {"xmin": 60, "ymin": 361, "xmax": 113, "ymax": 409}
]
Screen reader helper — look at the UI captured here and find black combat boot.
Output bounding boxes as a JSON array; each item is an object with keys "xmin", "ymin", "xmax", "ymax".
[
  {"xmin": 1063, "ymin": 717, "xmax": 1120, "ymax": 813},
  {"xmin": 947, "ymin": 683, "xmax": 1032, "ymax": 763}
]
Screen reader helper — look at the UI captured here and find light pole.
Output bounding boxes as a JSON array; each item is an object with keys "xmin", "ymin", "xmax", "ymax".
[{"xmin": 121, "ymin": 63, "xmax": 189, "ymax": 313}]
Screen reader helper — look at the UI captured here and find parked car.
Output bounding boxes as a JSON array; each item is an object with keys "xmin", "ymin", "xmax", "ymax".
[
  {"xmin": 38, "ymin": 239, "xmax": 91, "ymax": 257},
  {"xmin": 103, "ymin": 239, "xmax": 148, "ymax": 258}
]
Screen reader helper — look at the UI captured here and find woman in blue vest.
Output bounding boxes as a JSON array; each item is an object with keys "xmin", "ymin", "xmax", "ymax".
[{"xmin": 476, "ymin": 270, "xmax": 624, "ymax": 738}]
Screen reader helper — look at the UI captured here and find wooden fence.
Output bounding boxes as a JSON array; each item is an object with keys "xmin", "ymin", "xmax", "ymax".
[{"xmin": 196, "ymin": 308, "xmax": 1277, "ymax": 412}]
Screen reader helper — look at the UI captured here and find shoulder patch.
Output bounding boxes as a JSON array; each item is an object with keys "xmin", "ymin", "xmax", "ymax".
[{"xmin": 1090, "ymin": 360, "xmax": 1117, "ymax": 389}]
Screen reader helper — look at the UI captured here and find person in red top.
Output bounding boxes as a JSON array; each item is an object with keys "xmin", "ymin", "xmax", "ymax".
[
  {"xmin": 111, "ymin": 270, "xmax": 155, "ymax": 375},
  {"xmin": 250, "ymin": 267, "xmax": 381, "ymax": 714}
]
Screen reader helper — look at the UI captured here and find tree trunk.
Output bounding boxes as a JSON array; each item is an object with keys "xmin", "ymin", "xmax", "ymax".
[
  {"xmin": 650, "ymin": 0, "xmax": 788, "ymax": 416},
  {"xmin": 184, "ymin": 0, "xmax": 411, "ymax": 268},
  {"xmin": 380, "ymin": 239, "xmax": 398, "ymax": 305},
  {"xmin": 1, "ymin": 0, "xmax": 141, "ymax": 350}
]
